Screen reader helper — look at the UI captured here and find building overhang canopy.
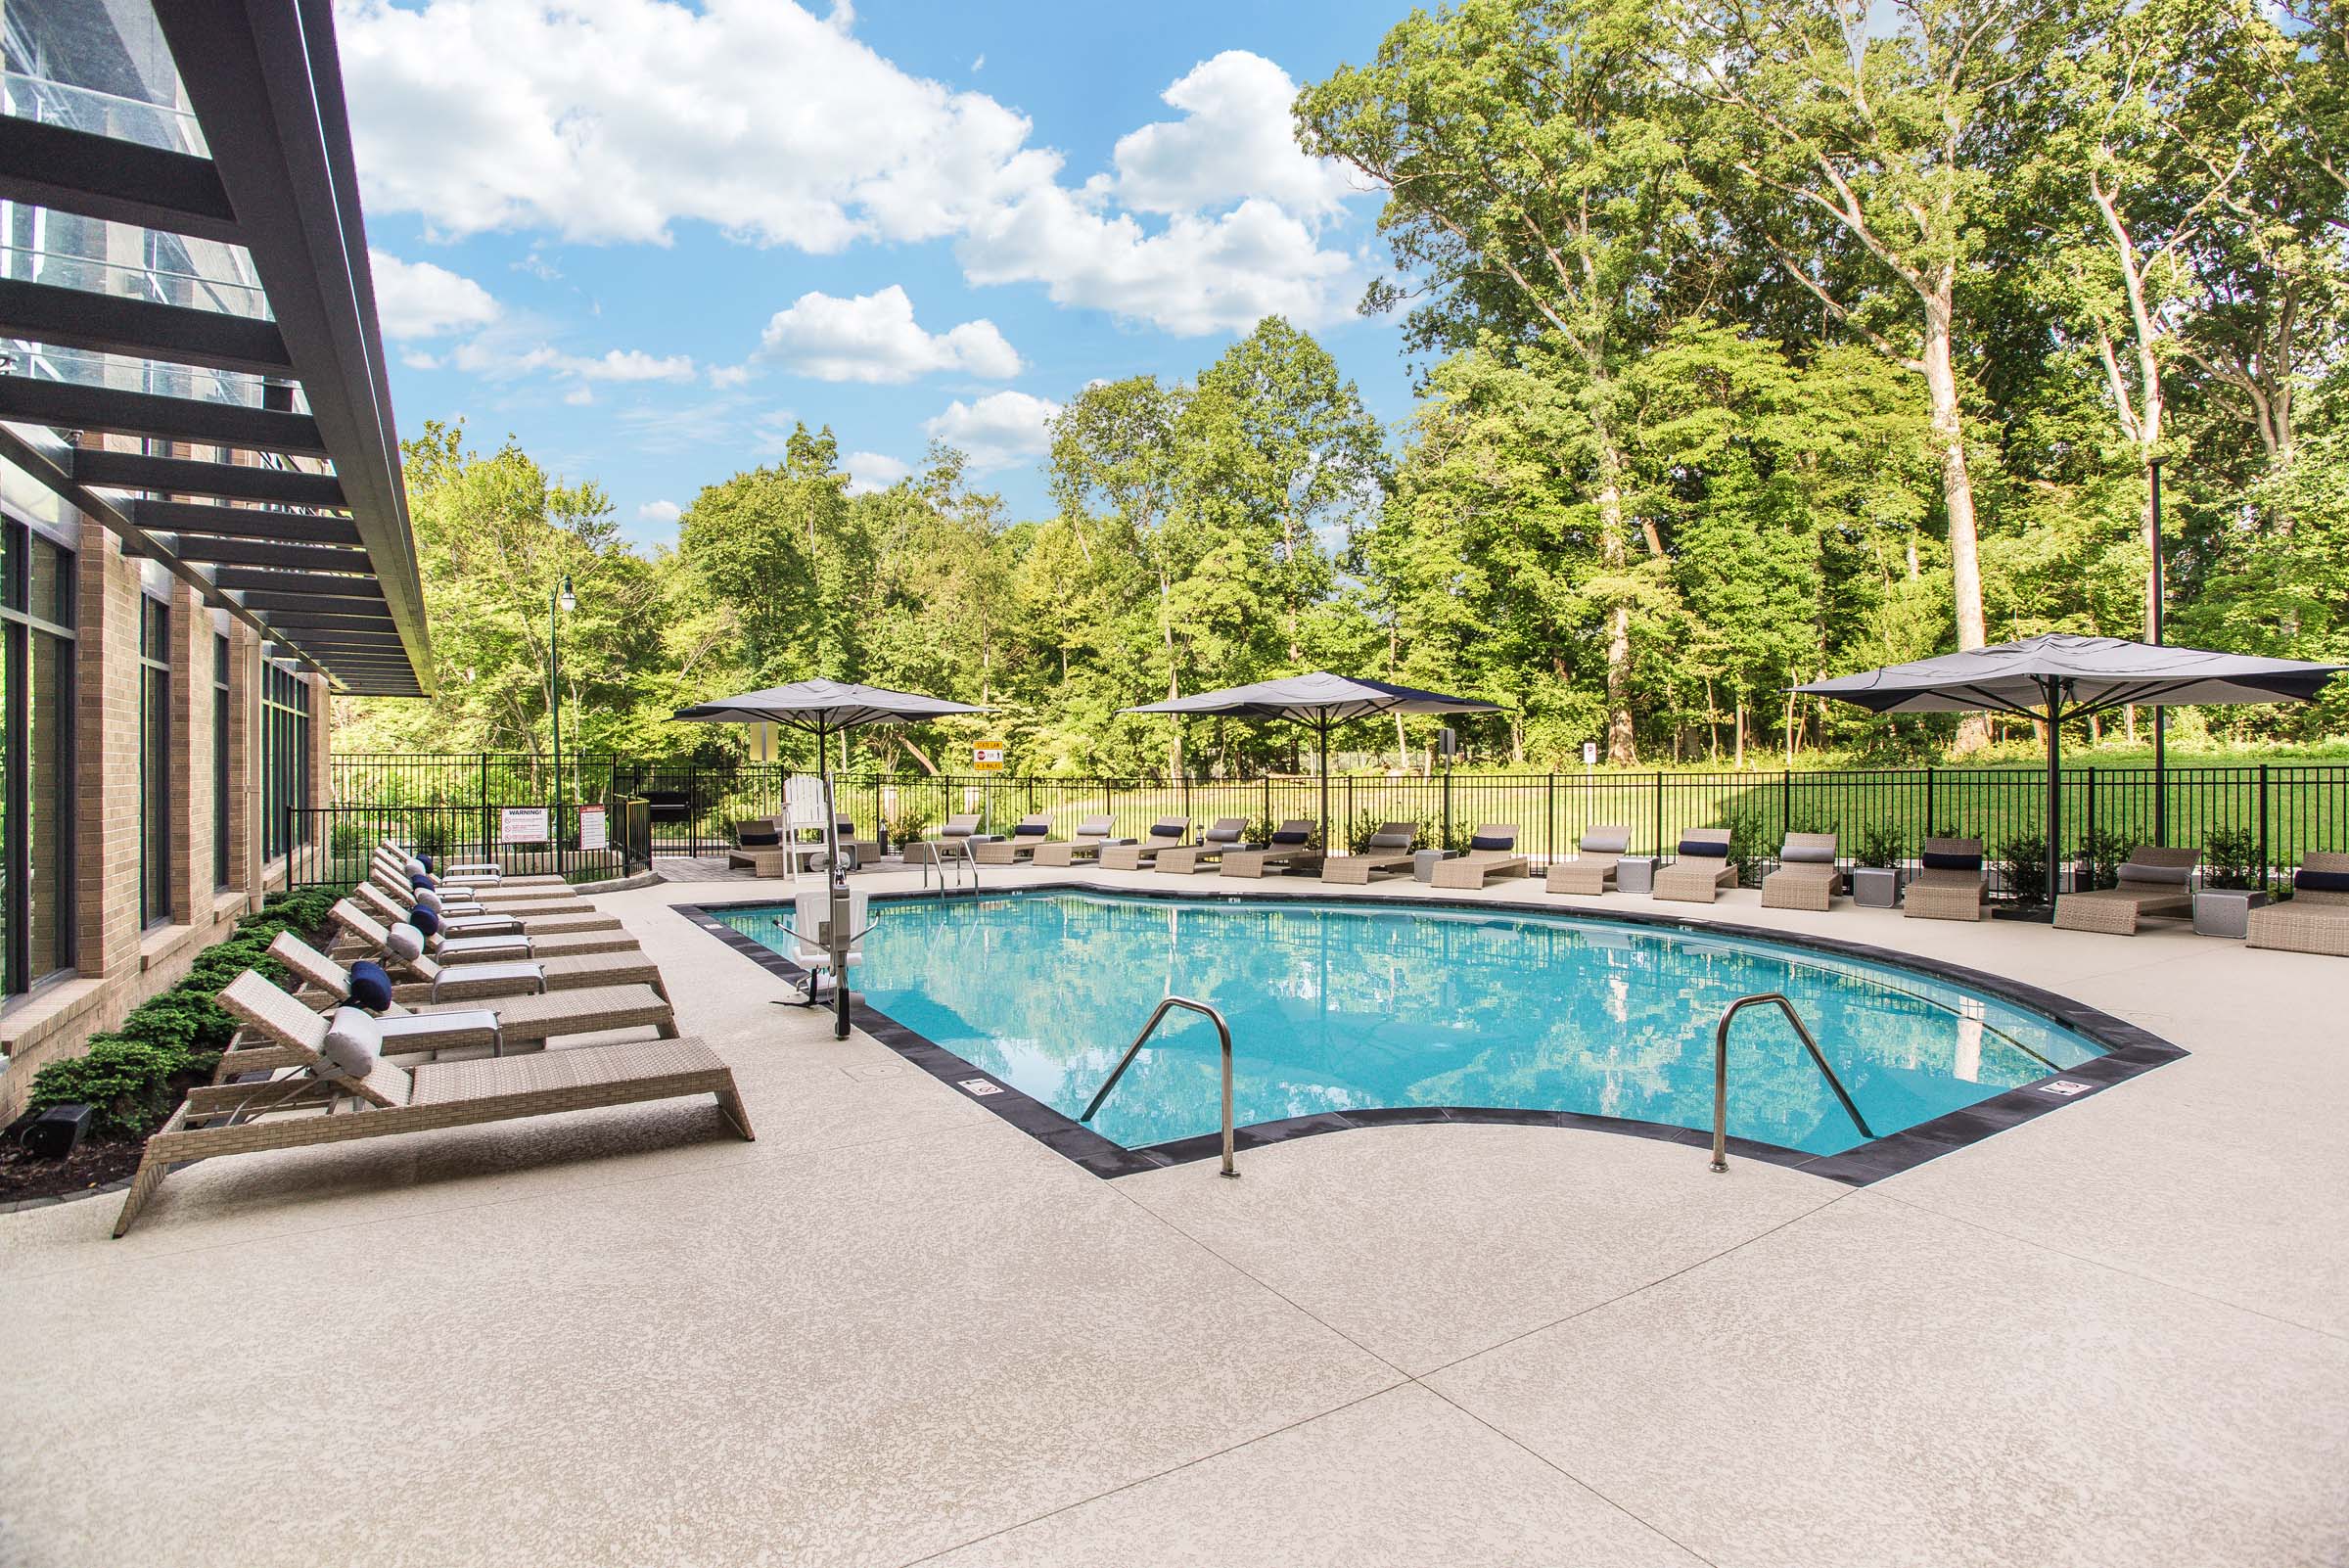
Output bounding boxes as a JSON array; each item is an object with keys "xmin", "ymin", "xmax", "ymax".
[{"xmin": 0, "ymin": 0, "xmax": 430, "ymax": 696}]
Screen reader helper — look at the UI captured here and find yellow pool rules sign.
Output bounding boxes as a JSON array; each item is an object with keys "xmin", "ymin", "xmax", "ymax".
[{"xmin": 972, "ymin": 740, "xmax": 1006, "ymax": 772}]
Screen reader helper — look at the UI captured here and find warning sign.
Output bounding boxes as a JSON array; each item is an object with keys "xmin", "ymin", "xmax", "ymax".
[{"xmin": 972, "ymin": 740, "xmax": 1006, "ymax": 772}]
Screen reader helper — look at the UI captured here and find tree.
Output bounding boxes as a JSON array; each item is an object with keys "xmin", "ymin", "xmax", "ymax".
[
  {"xmin": 1677, "ymin": 0, "xmax": 2069, "ymax": 748},
  {"xmin": 1297, "ymin": 0, "xmax": 1705, "ymax": 761}
]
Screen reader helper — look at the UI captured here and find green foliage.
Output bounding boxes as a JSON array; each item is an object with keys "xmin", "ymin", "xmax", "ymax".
[
  {"xmin": 2201, "ymin": 826, "xmax": 2264, "ymax": 892},
  {"xmin": 2078, "ymin": 829, "xmax": 2134, "ymax": 891},
  {"xmin": 1998, "ymin": 835, "xmax": 2051, "ymax": 902},
  {"xmin": 880, "ymin": 803, "xmax": 934, "ymax": 848},
  {"xmin": 23, "ymin": 888, "xmax": 349, "ymax": 1140},
  {"xmin": 1855, "ymin": 823, "xmax": 1907, "ymax": 869}
]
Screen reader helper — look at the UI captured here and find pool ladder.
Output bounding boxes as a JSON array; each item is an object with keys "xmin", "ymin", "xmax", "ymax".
[
  {"xmin": 918, "ymin": 837, "xmax": 981, "ymax": 899},
  {"xmin": 1710, "ymin": 993, "xmax": 1875, "ymax": 1173},
  {"xmin": 1081, "ymin": 995, "xmax": 1238, "ymax": 1178}
]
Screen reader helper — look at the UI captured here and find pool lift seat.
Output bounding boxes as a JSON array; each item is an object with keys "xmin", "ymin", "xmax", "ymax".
[{"xmin": 784, "ymin": 886, "xmax": 872, "ymax": 1010}]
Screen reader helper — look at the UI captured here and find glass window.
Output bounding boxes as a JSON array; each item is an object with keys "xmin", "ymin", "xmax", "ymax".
[
  {"xmin": 0, "ymin": 508, "xmax": 74, "ymax": 992},
  {"xmin": 261, "ymin": 662, "xmax": 311, "ymax": 857},
  {"xmin": 212, "ymin": 630, "xmax": 230, "ymax": 888},
  {"xmin": 138, "ymin": 593, "xmax": 169, "ymax": 927}
]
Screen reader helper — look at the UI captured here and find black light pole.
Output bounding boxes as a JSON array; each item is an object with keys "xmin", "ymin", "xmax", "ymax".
[
  {"xmin": 2149, "ymin": 459, "xmax": 2166, "ymax": 844},
  {"xmin": 549, "ymin": 576, "xmax": 574, "ymax": 873}
]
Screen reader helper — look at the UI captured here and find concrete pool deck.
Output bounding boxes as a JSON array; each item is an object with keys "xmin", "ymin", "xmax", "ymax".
[{"xmin": 2, "ymin": 863, "xmax": 2343, "ymax": 1566}]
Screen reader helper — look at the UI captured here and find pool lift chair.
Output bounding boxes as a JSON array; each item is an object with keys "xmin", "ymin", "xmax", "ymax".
[{"xmin": 779, "ymin": 883, "xmax": 877, "ymax": 1029}]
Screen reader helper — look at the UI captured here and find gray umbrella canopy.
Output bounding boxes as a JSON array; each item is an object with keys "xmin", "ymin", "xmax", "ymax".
[
  {"xmin": 673, "ymin": 678, "xmax": 992, "ymax": 732},
  {"xmin": 1795, "ymin": 634, "xmax": 2346, "ymax": 912},
  {"xmin": 1794, "ymin": 634, "xmax": 2346, "ymax": 717},
  {"xmin": 1126, "ymin": 672, "xmax": 1503, "ymax": 850}
]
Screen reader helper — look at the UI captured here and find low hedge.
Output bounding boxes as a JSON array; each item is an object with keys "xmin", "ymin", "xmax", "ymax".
[{"xmin": 24, "ymin": 887, "xmax": 348, "ymax": 1139}]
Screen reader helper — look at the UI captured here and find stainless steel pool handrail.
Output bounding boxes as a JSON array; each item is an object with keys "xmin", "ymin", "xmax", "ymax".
[
  {"xmin": 918, "ymin": 836, "xmax": 980, "ymax": 898},
  {"xmin": 1711, "ymin": 992, "xmax": 1875, "ymax": 1173},
  {"xmin": 1081, "ymin": 995, "xmax": 1238, "ymax": 1178}
]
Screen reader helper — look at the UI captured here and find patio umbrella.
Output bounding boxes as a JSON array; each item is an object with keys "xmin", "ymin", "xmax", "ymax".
[
  {"xmin": 673, "ymin": 679, "xmax": 991, "ymax": 1036},
  {"xmin": 1794, "ymin": 634, "xmax": 2345, "ymax": 913},
  {"xmin": 1125, "ymin": 672, "xmax": 1504, "ymax": 853}
]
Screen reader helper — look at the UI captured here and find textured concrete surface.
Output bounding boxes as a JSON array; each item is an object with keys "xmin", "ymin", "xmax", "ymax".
[{"xmin": 1, "ymin": 864, "xmax": 2342, "ymax": 1567}]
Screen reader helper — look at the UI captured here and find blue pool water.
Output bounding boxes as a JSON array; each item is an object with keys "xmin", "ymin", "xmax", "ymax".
[{"xmin": 715, "ymin": 892, "xmax": 2105, "ymax": 1157}]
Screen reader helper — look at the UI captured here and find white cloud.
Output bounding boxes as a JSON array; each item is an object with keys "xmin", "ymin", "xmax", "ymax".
[
  {"xmin": 970, "ymin": 53, "xmax": 985, "ymax": 72},
  {"xmin": 369, "ymin": 249, "xmax": 500, "ymax": 338},
  {"xmin": 451, "ymin": 338, "xmax": 696, "ymax": 384},
  {"xmin": 338, "ymin": 2, "xmax": 1361, "ymax": 336},
  {"xmin": 1110, "ymin": 53, "xmax": 1355, "ymax": 220},
  {"xmin": 707, "ymin": 363, "xmax": 752, "ymax": 389},
  {"xmin": 636, "ymin": 498, "xmax": 682, "ymax": 525},
  {"xmin": 842, "ymin": 451, "xmax": 911, "ymax": 494},
  {"xmin": 758, "ymin": 285, "xmax": 1019, "ymax": 383},
  {"xmin": 564, "ymin": 385, "xmax": 595, "ymax": 405},
  {"xmin": 922, "ymin": 391, "xmax": 1059, "ymax": 473}
]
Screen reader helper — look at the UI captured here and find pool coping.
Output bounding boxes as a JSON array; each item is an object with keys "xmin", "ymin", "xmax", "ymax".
[{"xmin": 672, "ymin": 884, "xmax": 2188, "ymax": 1187}]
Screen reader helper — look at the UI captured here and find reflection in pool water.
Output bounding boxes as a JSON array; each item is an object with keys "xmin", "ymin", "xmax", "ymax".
[{"xmin": 715, "ymin": 892, "xmax": 2104, "ymax": 1158}]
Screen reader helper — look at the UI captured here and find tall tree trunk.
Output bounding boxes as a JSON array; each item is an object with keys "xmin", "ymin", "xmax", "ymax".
[
  {"xmin": 1595, "ymin": 438, "xmax": 1636, "ymax": 765},
  {"xmin": 1921, "ymin": 300, "xmax": 1991, "ymax": 754}
]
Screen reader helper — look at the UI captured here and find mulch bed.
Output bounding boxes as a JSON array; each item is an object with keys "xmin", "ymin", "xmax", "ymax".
[{"xmin": 0, "ymin": 1137, "xmax": 145, "ymax": 1205}]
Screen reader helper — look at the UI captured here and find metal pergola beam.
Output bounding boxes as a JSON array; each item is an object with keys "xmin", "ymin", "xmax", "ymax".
[
  {"xmin": 74, "ymin": 447, "xmax": 345, "ymax": 508},
  {"xmin": 233, "ymin": 588, "xmax": 392, "ymax": 616},
  {"xmin": 153, "ymin": 0, "xmax": 433, "ymax": 694},
  {"xmin": 211, "ymin": 563, "xmax": 382, "ymax": 596},
  {"xmin": 0, "ymin": 116, "xmax": 242, "ymax": 246},
  {"xmin": 0, "ymin": 377, "xmax": 327, "ymax": 456},
  {"xmin": 127, "ymin": 498, "xmax": 361, "ymax": 545},
  {"xmin": 0, "ymin": 278, "xmax": 294, "ymax": 378},
  {"xmin": 156, "ymin": 534, "xmax": 368, "ymax": 573}
]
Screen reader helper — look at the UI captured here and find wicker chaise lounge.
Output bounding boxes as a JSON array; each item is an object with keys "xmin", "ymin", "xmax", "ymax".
[
  {"xmin": 1545, "ymin": 825, "xmax": 1632, "ymax": 896},
  {"xmin": 280, "ymin": 928, "xmax": 668, "ymax": 1006},
  {"xmin": 2053, "ymin": 845, "xmax": 2199, "ymax": 935},
  {"xmin": 1157, "ymin": 818, "xmax": 1251, "ymax": 875},
  {"xmin": 1033, "ymin": 816, "xmax": 1128, "ymax": 867},
  {"xmin": 2247, "ymin": 853, "xmax": 2349, "ymax": 956},
  {"xmin": 1903, "ymin": 838, "xmax": 1989, "ymax": 921},
  {"xmin": 218, "ymin": 969, "xmax": 680, "ymax": 1074},
  {"xmin": 367, "ymin": 859, "xmax": 602, "ymax": 919},
  {"xmin": 371, "ymin": 850, "xmax": 582, "ymax": 906},
  {"xmin": 1220, "ymin": 821, "xmax": 1322, "ymax": 879},
  {"xmin": 975, "ymin": 815, "xmax": 1056, "ymax": 866},
  {"xmin": 1321, "ymin": 823, "xmax": 1419, "ymax": 886},
  {"xmin": 1654, "ymin": 828, "xmax": 1737, "ymax": 902},
  {"xmin": 902, "ymin": 813, "xmax": 996, "ymax": 866},
  {"xmin": 354, "ymin": 883, "xmax": 623, "ymax": 939},
  {"xmin": 1761, "ymin": 832, "xmax": 1842, "ymax": 910},
  {"xmin": 1099, "ymin": 818, "xmax": 1192, "ymax": 871},
  {"xmin": 1433, "ymin": 826, "xmax": 1529, "ymax": 890},
  {"xmin": 381, "ymin": 838, "xmax": 567, "ymax": 889},
  {"xmin": 115, "ymin": 981, "xmax": 752, "ymax": 1235},
  {"xmin": 328, "ymin": 899, "xmax": 642, "ymax": 964}
]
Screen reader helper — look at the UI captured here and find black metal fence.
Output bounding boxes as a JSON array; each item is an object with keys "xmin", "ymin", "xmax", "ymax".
[{"xmin": 312, "ymin": 753, "xmax": 2348, "ymax": 899}]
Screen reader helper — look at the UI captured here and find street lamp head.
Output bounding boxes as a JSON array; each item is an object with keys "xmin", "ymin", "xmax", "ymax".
[{"xmin": 557, "ymin": 576, "xmax": 576, "ymax": 614}]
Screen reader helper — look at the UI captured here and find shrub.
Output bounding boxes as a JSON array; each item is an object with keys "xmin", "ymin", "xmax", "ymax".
[
  {"xmin": 1716, "ymin": 803, "xmax": 1770, "ymax": 883},
  {"xmin": 1855, "ymin": 822, "xmax": 1906, "ymax": 869},
  {"xmin": 1997, "ymin": 834, "xmax": 2050, "ymax": 900},
  {"xmin": 23, "ymin": 885, "xmax": 349, "ymax": 1142},
  {"xmin": 881, "ymin": 804, "xmax": 933, "ymax": 847},
  {"xmin": 2077, "ymin": 829, "xmax": 2133, "ymax": 891},
  {"xmin": 25, "ymin": 1035, "xmax": 196, "ymax": 1138},
  {"xmin": 2202, "ymin": 826, "xmax": 2264, "ymax": 892}
]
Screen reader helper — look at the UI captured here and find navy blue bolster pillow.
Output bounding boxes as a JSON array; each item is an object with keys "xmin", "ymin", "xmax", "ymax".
[
  {"xmin": 2296, "ymin": 867, "xmax": 2349, "ymax": 893},
  {"xmin": 1151, "ymin": 824, "xmax": 1183, "ymax": 838},
  {"xmin": 409, "ymin": 905, "xmax": 440, "ymax": 939},
  {"xmin": 1470, "ymin": 834, "xmax": 1512, "ymax": 852},
  {"xmin": 1921, "ymin": 851, "xmax": 1982, "ymax": 872},
  {"xmin": 346, "ymin": 960, "xmax": 394, "ymax": 1013},
  {"xmin": 740, "ymin": 830, "xmax": 780, "ymax": 847},
  {"xmin": 1271, "ymin": 830, "xmax": 1310, "ymax": 845},
  {"xmin": 1015, "ymin": 823, "xmax": 1048, "ymax": 836},
  {"xmin": 1678, "ymin": 838, "xmax": 1728, "ymax": 858},
  {"xmin": 412, "ymin": 871, "xmax": 438, "ymax": 891},
  {"xmin": 416, "ymin": 853, "xmax": 433, "ymax": 874}
]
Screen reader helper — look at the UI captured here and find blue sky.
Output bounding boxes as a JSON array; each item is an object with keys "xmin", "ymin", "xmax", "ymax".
[{"xmin": 341, "ymin": 0, "xmax": 1420, "ymax": 550}]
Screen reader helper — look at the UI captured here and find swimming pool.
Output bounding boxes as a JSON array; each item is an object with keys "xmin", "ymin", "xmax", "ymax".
[{"xmin": 712, "ymin": 890, "xmax": 2111, "ymax": 1161}]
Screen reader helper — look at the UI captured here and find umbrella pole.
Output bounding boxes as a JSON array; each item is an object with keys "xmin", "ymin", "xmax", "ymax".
[
  {"xmin": 821, "ymin": 715, "xmax": 851, "ymax": 1038},
  {"xmin": 2043, "ymin": 681, "xmax": 2062, "ymax": 919},
  {"xmin": 1319, "ymin": 714, "xmax": 1331, "ymax": 858}
]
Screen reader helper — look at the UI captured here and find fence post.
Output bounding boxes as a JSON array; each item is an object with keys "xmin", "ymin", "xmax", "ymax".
[
  {"xmin": 1546, "ymin": 772, "xmax": 1555, "ymax": 866},
  {"xmin": 2259, "ymin": 764, "xmax": 2270, "ymax": 889},
  {"xmin": 479, "ymin": 753, "xmax": 489, "ymax": 866},
  {"xmin": 1780, "ymin": 767, "xmax": 1792, "ymax": 839},
  {"xmin": 1652, "ymin": 769, "xmax": 1665, "ymax": 857},
  {"xmin": 2085, "ymin": 767, "xmax": 2096, "ymax": 875},
  {"xmin": 1924, "ymin": 765, "xmax": 1935, "ymax": 837}
]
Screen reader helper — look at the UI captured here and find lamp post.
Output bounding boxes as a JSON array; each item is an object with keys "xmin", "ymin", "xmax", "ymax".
[
  {"xmin": 2149, "ymin": 460, "xmax": 2165, "ymax": 844},
  {"xmin": 550, "ymin": 575, "xmax": 575, "ymax": 872}
]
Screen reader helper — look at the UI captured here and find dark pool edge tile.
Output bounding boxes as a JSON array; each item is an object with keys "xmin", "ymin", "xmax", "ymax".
[{"xmin": 672, "ymin": 888, "xmax": 2188, "ymax": 1188}]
